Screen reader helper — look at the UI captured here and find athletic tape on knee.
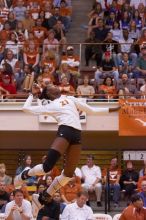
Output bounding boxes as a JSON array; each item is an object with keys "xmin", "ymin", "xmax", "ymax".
[
  {"xmin": 47, "ymin": 174, "xmax": 71, "ymax": 196},
  {"xmin": 43, "ymin": 149, "xmax": 61, "ymax": 173}
]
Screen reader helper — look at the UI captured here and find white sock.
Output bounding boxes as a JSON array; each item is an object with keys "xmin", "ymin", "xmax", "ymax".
[
  {"xmin": 27, "ymin": 164, "xmax": 46, "ymax": 176},
  {"xmin": 46, "ymin": 174, "xmax": 71, "ymax": 196}
]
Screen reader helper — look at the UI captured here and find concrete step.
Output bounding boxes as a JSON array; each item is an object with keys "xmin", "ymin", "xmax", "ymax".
[{"xmin": 66, "ymin": 0, "xmax": 93, "ymax": 43}]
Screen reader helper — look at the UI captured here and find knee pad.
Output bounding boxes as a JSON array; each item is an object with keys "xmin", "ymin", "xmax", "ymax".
[{"xmin": 43, "ymin": 149, "xmax": 61, "ymax": 173}]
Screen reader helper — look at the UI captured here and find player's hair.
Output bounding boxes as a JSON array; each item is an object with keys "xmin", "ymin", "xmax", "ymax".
[{"xmin": 39, "ymin": 87, "xmax": 49, "ymax": 100}]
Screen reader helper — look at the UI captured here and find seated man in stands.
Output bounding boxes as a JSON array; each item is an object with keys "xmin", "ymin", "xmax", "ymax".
[
  {"xmin": 119, "ymin": 194, "xmax": 145, "ymax": 220},
  {"xmin": 61, "ymin": 46, "xmax": 80, "ymax": 77},
  {"xmin": 95, "ymin": 51, "xmax": 119, "ymax": 84},
  {"xmin": 77, "ymin": 75, "xmax": 95, "ymax": 98},
  {"xmin": 135, "ymin": 46, "xmax": 146, "ymax": 78},
  {"xmin": 60, "ymin": 176, "xmax": 82, "ymax": 204},
  {"xmin": 118, "ymin": 52, "xmax": 133, "ymax": 79},
  {"xmin": 81, "ymin": 155, "xmax": 102, "ymax": 207},
  {"xmin": 120, "ymin": 161, "xmax": 139, "ymax": 202},
  {"xmin": 103, "ymin": 158, "xmax": 121, "ymax": 207},
  {"xmin": 84, "ymin": 31, "xmax": 102, "ymax": 67},
  {"xmin": 5, "ymin": 189, "xmax": 33, "ymax": 220},
  {"xmin": 117, "ymin": 29, "xmax": 137, "ymax": 69},
  {"xmin": 139, "ymin": 180, "xmax": 146, "ymax": 208},
  {"xmin": 116, "ymin": 73, "xmax": 138, "ymax": 99},
  {"xmin": 61, "ymin": 191, "xmax": 94, "ymax": 219}
]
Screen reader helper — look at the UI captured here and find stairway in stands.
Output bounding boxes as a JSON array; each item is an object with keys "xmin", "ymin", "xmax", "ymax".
[{"xmin": 66, "ymin": 0, "xmax": 93, "ymax": 65}]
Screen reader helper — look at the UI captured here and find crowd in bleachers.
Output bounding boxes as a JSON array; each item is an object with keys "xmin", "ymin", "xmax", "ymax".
[
  {"xmin": 1, "ymin": 154, "xmax": 146, "ymax": 219},
  {"xmin": 84, "ymin": 0, "xmax": 146, "ymax": 100}
]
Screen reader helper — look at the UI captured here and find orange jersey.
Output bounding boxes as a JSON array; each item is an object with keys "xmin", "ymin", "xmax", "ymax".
[
  {"xmin": 119, "ymin": 204, "xmax": 145, "ymax": 220},
  {"xmin": 41, "ymin": 59, "xmax": 56, "ymax": 72},
  {"xmin": 32, "ymin": 26, "xmax": 47, "ymax": 43},
  {"xmin": 102, "ymin": 167, "xmax": 121, "ymax": 184},
  {"xmin": 98, "ymin": 85, "xmax": 117, "ymax": 98},
  {"xmin": 24, "ymin": 50, "xmax": 39, "ymax": 65},
  {"xmin": 59, "ymin": 84, "xmax": 75, "ymax": 95},
  {"xmin": 60, "ymin": 182, "xmax": 82, "ymax": 202},
  {"xmin": 60, "ymin": 7, "xmax": 72, "ymax": 17}
]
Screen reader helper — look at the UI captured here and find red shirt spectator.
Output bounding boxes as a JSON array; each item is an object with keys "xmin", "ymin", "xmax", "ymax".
[{"xmin": 0, "ymin": 75, "xmax": 16, "ymax": 94}]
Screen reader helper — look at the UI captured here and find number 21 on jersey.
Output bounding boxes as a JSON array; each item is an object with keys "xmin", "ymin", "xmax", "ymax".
[{"xmin": 60, "ymin": 100, "xmax": 69, "ymax": 106}]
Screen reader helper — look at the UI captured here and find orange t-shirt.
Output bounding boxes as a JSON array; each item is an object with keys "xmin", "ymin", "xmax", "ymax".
[
  {"xmin": 59, "ymin": 84, "xmax": 75, "ymax": 95},
  {"xmin": 103, "ymin": 167, "xmax": 121, "ymax": 184},
  {"xmin": 60, "ymin": 182, "xmax": 82, "ymax": 202},
  {"xmin": 24, "ymin": 50, "xmax": 39, "ymax": 65},
  {"xmin": 99, "ymin": 85, "xmax": 117, "ymax": 98},
  {"xmin": 41, "ymin": 59, "xmax": 56, "ymax": 72},
  {"xmin": 60, "ymin": 7, "xmax": 72, "ymax": 17},
  {"xmin": 119, "ymin": 204, "xmax": 145, "ymax": 220}
]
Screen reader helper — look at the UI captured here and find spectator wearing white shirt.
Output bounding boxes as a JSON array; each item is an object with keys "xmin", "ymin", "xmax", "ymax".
[
  {"xmin": 81, "ymin": 155, "xmax": 102, "ymax": 207},
  {"xmin": 5, "ymin": 189, "xmax": 33, "ymax": 220},
  {"xmin": 60, "ymin": 191, "xmax": 94, "ymax": 220},
  {"xmin": 118, "ymin": 29, "xmax": 137, "ymax": 68}
]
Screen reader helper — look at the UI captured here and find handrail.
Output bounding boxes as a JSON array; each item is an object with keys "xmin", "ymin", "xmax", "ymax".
[{"xmin": 0, "ymin": 93, "xmax": 145, "ymax": 104}]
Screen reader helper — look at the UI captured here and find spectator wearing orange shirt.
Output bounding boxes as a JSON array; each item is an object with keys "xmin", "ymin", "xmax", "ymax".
[
  {"xmin": 41, "ymin": 65, "xmax": 54, "ymax": 85},
  {"xmin": 0, "ymin": 22, "xmax": 11, "ymax": 43},
  {"xmin": 58, "ymin": 75, "xmax": 75, "ymax": 95},
  {"xmin": 60, "ymin": 177, "xmax": 82, "ymax": 204},
  {"xmin": 119, "ymin": 194, "xmax": 145, "ymax": 220},
  {"xmin": 32, "ymin": 18, "xmax": 48, "ymax": 44},
  {"xmin": 103, "ymin": 158, "xmax": 121, "ymax": 207},
  {"xmin": 41, "ymin": 50, "xmax": 57, "ymax": 76},
  {"xmin": 98, "ymin": 76, "xmax": 117, "ymax": 100},
  {"xmin": 23, "ymin": 40, "xmax": 40, "ymax": 78}
]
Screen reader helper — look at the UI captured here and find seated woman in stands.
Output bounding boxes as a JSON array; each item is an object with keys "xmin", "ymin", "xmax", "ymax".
[
  {"xmin": 77, "ymin": 75, "xmax": 95, "ymax": 99},
  {"xmin": 16, "ymin": 155, "xmax": 37, "ymax": 186},
  {"xmin": 0, "ymin": 163, "xmax": 12, "ymax": 186},
  {"xmin": 98, "ymin": 76, "xmax": 117, "ymax": 100},
  {"xmin": 41, "ymin": 50, "xmax": 57, "ymax": 78},
  {"xmin": 55, "ymin": 63, "xmax": 76, "ymax": 87},
  {"xmin": 58, "ymin": 76, "xmax": 75, "ymax": 95},
  {"xmin": 23, "ymin": 40, "xmax": 40, "ymax": 79}
]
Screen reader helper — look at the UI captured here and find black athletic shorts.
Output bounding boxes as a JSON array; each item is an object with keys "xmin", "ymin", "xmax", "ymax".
[{"xmin": 57, "ymin": 125, "xmax": 81, "ymax": 145}]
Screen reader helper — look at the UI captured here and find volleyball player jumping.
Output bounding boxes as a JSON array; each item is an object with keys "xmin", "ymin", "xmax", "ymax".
[{"xmin": 14, "ymin": 84, "xmax": 119, "ymax": 202}]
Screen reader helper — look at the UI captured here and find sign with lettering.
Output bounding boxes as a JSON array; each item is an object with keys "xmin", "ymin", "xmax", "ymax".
[{"xmin": 119, "ymin": 99, "xmax": 146, "ymax": 136}]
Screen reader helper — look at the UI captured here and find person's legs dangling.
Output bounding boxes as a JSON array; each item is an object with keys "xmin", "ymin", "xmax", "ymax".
[{"xmin": 45, "ymin": 143, "xmax": 81, "ymax": 197}]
